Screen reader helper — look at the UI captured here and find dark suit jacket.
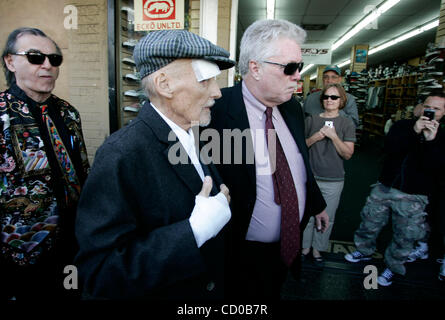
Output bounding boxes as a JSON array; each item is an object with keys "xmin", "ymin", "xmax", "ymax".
[
  {"xmin": 207, "ymin": 82, "xmax": 326, "ymax": 269},
  {"xmin": 75, "ymin": 104, "xmax": 225, "ymax": 300}
]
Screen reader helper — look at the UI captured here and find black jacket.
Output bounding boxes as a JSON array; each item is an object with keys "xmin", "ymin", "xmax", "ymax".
[
  {"xmin": 75, "ymin": 104, "xmax": 225, "ymax": 300},
  {"xmin": 206, "ymin": 82, "xmax": 326, "ymax": 269},
  {"xmin": 379, "ymin": 119, "xmax": 444, "ymax": 196}
]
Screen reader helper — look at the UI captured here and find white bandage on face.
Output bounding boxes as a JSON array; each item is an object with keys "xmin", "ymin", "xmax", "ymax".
[{"xmin": 191, "ymin": 59, "xmax": 221, "ymax": 82}]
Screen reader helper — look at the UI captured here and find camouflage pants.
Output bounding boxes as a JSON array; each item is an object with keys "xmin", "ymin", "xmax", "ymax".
[{"xmin": 354, "ymin": 183, "xmax": 428, "ymax": 275}]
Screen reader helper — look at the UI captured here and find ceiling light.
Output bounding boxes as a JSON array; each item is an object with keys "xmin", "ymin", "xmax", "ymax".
[
  {"xmin": 267, "ymin": 0, "xmax": 275, "ymax": 19},
  {"xmin": 369, "ymin": 19, "xmax": 438, "ymax": 55},
  {"xmin": 331, "ymin": 0, "xmax": 401, "ymax": 52},
  {"xmin": 300, "ymin": 64, "xmax": 315, "ymax": 76},
  {"xmin": 338, "ymin": 60, "xmax": 351, "ymax": 68},
  {"xmin": 332, "ymin": 18, "xmax": 439, "ymax": 70}
]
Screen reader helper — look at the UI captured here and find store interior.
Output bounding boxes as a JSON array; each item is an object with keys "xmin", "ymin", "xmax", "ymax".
[
  {"xmin": 234, "ymin": 0, "xmax": 445, "ymax": 299},
  {"xmin": 0, "ymin": 0, "xmax": 443, "ymax": 300},
  {"xmin": 107, "ymin": 0, "xmax": 445, "ymax": 298}
]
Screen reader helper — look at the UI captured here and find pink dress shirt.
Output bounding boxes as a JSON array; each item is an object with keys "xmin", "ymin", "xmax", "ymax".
[{"xmin": 242, "ymin": 82, "xmax": 307, "ymax": 242}]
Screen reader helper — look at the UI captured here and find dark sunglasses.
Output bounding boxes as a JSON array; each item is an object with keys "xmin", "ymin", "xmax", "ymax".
[
  {"xmin": 262, "ymin": 60, "xmax": 304, "ymax": 75},
  {"xmin": 322, "ymin": 94, "xmax": 341, "ymax": 100},
  {"xmin": 12, "ymin": 51, "xmax": 63, "ymax": 67}
]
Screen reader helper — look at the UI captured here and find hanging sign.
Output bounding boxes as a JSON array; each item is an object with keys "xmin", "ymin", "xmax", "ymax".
[
  {"xmin": 134, "ymin": 0, "xmax": 184, "ymax": 31},
  {"xmin": 300, "ymin": 43, "xmax": 332, "ymax": 65}
]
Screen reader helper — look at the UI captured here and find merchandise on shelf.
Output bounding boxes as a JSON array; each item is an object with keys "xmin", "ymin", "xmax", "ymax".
[{"xmin": 416, "ymin": 42, "xmax": 445, "ymax": 100}]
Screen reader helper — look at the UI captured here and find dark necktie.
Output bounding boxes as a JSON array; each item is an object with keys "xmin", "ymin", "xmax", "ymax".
[{"xmin": 265, "ymin": 107, "xmax": 300, "ymax": 267}]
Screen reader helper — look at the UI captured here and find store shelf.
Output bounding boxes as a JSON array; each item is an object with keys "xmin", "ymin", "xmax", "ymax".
[
  {"xmin": 362, "ymin": 113, "xmax": 385, "ymax": 136},
  {"xmin": 370, "ymin": 74, "xmax": 418, "ymax": 115},
  {"xmin": 116, "ymin": 0, "xmax": 146, "ymax": 129},
  {"xmin": 114, "ymin": 0, "xmax": 192, "ymax": 130}
]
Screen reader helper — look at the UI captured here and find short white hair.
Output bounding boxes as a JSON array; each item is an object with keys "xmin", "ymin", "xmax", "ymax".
[
  {"xmin": 238, "ymin": 19, "xmax": 306, "ymax": 77},
  {"xmin": 141, "ymin": 74, "xmax": 157, "ymax": 99}
]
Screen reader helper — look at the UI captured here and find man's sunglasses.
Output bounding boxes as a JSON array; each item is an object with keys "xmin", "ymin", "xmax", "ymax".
[
  {"xmin": 262, "ymin": 60, "xmax": 304, "ymax": 75},
  {"xmin": 322, "ymin": 95, "xmax": 341, "ymax": 100},
  {"xmin": 12, "ymin": 51, "xmax": 63, "ymax": 67}
]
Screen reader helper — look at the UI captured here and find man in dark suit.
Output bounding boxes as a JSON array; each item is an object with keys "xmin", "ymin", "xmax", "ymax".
[
  {"xmin": 74, "ymin": 30, "xmax": 235, "ymax": 300},
  {"xmin": 206, "ymin": 19, "xmax": 329, "ymax": 300}
]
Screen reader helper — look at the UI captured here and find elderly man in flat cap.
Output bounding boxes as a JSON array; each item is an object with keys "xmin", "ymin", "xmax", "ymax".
[{"xmin": 74, "ymin": 30, "xmax": 235, "ymax": 300}]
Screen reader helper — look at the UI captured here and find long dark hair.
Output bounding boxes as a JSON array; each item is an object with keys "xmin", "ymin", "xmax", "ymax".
[{"xmin": 2, "ymin": 27, "xmax": 62, "ymax": 86}]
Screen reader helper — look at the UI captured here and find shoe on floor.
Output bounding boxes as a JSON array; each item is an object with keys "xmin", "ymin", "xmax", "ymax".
[
  {"xmin": 378, "ymin": 268, "xmax": 394, "ymax": 287},
  {"xmin": 407, "ymin": 246, "xmax": 428, "ymax": 262},
  {"xmin": 301, "ymin": 251, "xmax": 310, "ymax": 262},
  {"xmin": 439, "ymin": 258, "xmax": 445, "ymax": 281},
  {"xmin": 344, "ymin": 250, "xmax": 372, "ymax": 263},
  {"xmin": 312, "ymin": 253, "xmax": 324, "ymax": 267},
  {"xmin": 313, "ymin": 253, "xmax": 323, "ymax": 263}
]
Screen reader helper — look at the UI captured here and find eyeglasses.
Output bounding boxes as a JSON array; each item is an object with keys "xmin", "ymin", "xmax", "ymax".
[
  {"xmin": 323, "ymin": 75, "xmax": 340, "ymax": 80},
  {"xmin": 322, "ymin": 94, "xmax": 341, "ymax": 100},
  {"xmin": 12, "ymin": 51, "xmax": 63, "ymax": 67},
  {"xmin": 261, "ymin": 60, "xmax": 304, "ymax": 75}
]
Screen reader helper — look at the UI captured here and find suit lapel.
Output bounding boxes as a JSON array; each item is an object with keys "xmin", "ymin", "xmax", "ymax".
[
  {"xmin": 139, "ymin": 104, "xmax": 204, "ymax": 196},
  {"xmin": 226, "ymin": 83, "xmax": 256, "ymax": 187},
  {"xmin": 198, "ymin": 153, "xmax": 219, "ymax": 196},
  {"xmin": 278, "ymin": 100, "xmax": 307, "ymax": 157},
  {"xmin": 165, "ymin": 148, "xmax": 203, "ymax": 195},
  {"xmin": 225, "ymin": 85, "xmax": 308, "ymax": 188}
]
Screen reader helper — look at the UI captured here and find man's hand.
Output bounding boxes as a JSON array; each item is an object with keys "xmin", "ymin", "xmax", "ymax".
[
  {"xmin": 198, "ymin": 176, "xmax": 231, "ymax": 204},
  {"xmin": 414, "ymin": 116, "xmax": 439, "ymax": 141},
  {"xmin": 315, "ymin": 210, "xmax": 329, "ymax": 233},
  {"xmin": 219, "ymin": 184, "xmax": 231, "ymax": 204},
  {"xmin": 190, "ymin": 176, "xmax": 232, "ymax": 247}
]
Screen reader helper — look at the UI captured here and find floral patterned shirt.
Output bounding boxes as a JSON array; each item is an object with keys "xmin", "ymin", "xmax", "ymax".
[{"xmin": 0, "ymin": 85, "xmax": 89, "ymax": 266}]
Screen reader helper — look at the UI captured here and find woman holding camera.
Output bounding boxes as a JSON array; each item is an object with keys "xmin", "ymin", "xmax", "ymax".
[{"xmin": 301, "ymin": 83, "xmax": 356, "ymax": 264}]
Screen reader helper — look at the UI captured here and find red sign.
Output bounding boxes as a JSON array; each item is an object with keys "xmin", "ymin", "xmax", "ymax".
[
  {"xmin": 135, "ymin": 0, "xmax": 184, "ymax": 31},
  {"xmin": 294, "ymin": 81, "xmax": 303, "ymax": 94},
  {"xmin": 142, "ymin": 0, "xmax": 175, "ymax": 21}
]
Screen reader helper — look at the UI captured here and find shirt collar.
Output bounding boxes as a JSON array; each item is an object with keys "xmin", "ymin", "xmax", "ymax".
[
  {"xmin": 150, "ymin": 102, "xmax": 196, "ymax": 152},
  {"xmin": 242, "ymin": 81, "xmax": 277, "ymax": 121},
  {"xmin": 9, "ymin": 83, "xmax": 53, "ymax": 107}
]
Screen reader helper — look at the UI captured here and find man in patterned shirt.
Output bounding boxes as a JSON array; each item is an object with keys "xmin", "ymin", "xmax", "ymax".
[{"xmin": 0, "ymin": 27, "xmax": 89, "ymax": 300}]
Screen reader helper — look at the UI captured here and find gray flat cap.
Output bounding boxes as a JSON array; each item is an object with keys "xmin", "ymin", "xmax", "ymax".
[{"xmin": 133, "ymin": 30, "xmax": 235, "ymax": 79}]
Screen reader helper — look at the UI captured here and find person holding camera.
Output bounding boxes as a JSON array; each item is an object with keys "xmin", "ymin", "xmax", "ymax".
[
  {"xmin": 302, "ymin": 83, "xmax": 356, "ymax": 264},
  {"xmin": 345, "ymin": 91, "xmax": 445, "ymax": 287}
]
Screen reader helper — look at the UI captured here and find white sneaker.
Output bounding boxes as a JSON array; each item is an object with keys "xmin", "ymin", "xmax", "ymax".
[
  {"xmin": 122, "ymin": 39, "xmax": 138, "ymax": 48},
  {"xmin": 425, "ymin": 82, "xmax": 442, "ymax": 89},
  {"xmin": 438, "ymin": 258, "xmax": 445, "ymax": 281},
  {"xmin": 418, "ymin": 78, "xmax": 436, "ymax": 83},
  {"xmin": 124, "ymin": 90, "xmax": 140, "ymax": 97},
  {"xmin": 344, "ymin": 251, "xmax": 372, "ymax": 263},
  {"xmin": 377, "ymin": 268, "xmax": 394, "ymax": 286},
  {"xmin": 419, "ymin": 65, "xmax": 435, "ymax": 71},
  {"xmin": 425, "ymin": 50, "xmax": 440, "ymax": 58},
  {"xmin": 121, "ymin": 6, "xmax": 134, "ymax": 15},
  {"xmin": 122, "ymin": 57, "xmax": 136, "ymax": 66},
  {"xmin": 124, "ymin": 73, "xmax": 140, "ymax": 81},
  {"xmin": 124, "ymin": 103, "xmax": 141, "ymax": 113},
  {"xmin": 407, "ymin": 246, "xmax": 428, "ymax": 262}
]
